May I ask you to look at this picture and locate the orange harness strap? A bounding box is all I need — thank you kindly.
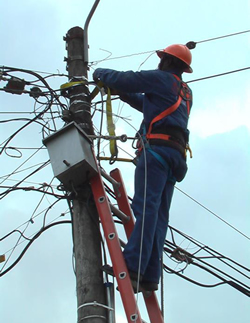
[146,95,182,139]
[146,75,190,141]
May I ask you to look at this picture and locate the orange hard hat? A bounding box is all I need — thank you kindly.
[157,44,193,73]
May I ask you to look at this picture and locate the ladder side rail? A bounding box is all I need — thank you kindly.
[110,168,135,236]
[110,168,165,323]
[90,172,143,323]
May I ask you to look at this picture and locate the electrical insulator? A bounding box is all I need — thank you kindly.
[0,254,5,263]
[4,77,25,95]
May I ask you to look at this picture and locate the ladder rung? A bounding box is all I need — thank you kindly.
[100,169,120,188]
[119,238,126,249]
[110,203,130,223]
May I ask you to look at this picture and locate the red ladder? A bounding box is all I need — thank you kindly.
[90,168,164,323]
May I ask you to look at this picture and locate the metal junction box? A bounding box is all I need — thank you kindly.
[43,122,98,190]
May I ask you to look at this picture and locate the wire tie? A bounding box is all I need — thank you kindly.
[77,301,114,311]
[78,315,107,322]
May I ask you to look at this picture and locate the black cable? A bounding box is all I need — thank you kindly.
[0,101,53,154]
[191,260,250,295]
[0,221,71,277]
[164,228,250,297]
[0,160,48,185]
[0,185,65,199]
[0,66,66,153]
[0,229,31,242]
[168,226,249,274]
[164,240,250,292]
[0,117,57,132]
[42,199,67,227]
[164,264,228,288]
[0,111,61,115]
[0,160,50,200]
[2,203,69,255]
[0,146,47,151]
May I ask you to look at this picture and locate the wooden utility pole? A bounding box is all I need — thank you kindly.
[63,21,107,323]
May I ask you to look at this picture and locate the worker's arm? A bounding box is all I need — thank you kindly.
[93,68,159,94]
[93,68,146,112]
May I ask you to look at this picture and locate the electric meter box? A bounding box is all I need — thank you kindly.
[43,122,98,190]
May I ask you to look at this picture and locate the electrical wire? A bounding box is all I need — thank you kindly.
[187,67,250,84]
[1,203,69,246]
[0,229,32,242]
[0,185,65,199]
[163,226,249,296]
[0,160,49,185]
[0,117,58,133]
[89,29,250,66]
[168,226,249,274]
[194,29,250,44]
[0,102,53,155]
[0,176,61,272]
[175,186,249,240]
[0,160,50,200]
[89,49,157,65]
[0,221,71,277]
[0,67,70,277]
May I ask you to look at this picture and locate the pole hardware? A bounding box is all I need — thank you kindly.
[88,134,128,142]
[83,0,101,65]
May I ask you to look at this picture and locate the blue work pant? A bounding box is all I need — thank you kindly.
[123,148,176,283]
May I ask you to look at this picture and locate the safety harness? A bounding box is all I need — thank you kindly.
[137,75,193,162]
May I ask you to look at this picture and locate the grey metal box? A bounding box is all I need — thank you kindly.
[43,122,98,190]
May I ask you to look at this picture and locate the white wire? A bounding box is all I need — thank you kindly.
[134,136,147,292]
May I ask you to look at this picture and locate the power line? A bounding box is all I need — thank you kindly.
[1,204,68,245]
[188,67,250,83]
[196,29,250,44]
[175,186,249,240]
[163,227,250,297]
[0,220,71,277]
[90,29,250,65]
[89,49,157,65]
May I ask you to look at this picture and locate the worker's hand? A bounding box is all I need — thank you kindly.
[93,69,120,96]
[92,71,100,84]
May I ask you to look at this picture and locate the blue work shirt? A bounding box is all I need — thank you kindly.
[93,68,192,181]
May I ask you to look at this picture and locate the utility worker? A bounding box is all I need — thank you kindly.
[93,44,193,292]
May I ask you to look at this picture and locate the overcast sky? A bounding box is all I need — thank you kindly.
[1,1,250,323]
